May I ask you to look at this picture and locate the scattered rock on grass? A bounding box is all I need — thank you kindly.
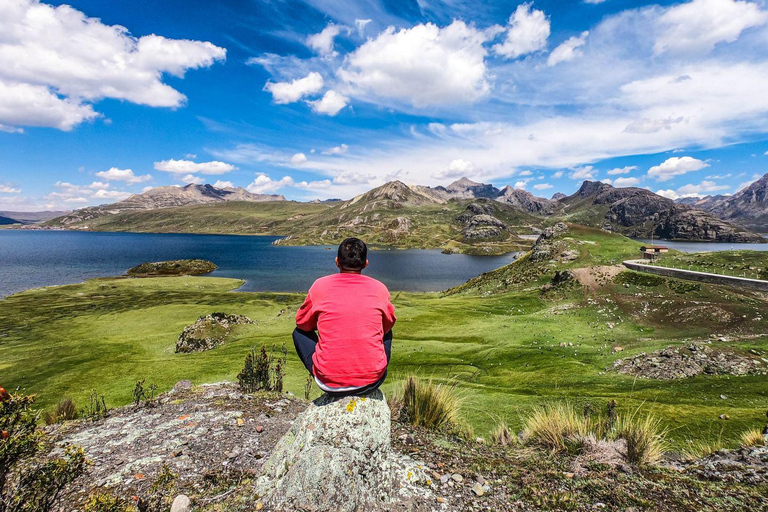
[175,312,254,353]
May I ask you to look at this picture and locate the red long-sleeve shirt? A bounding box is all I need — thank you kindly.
[296,273,396,388]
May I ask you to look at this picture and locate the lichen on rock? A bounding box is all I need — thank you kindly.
[255,390,434,511]
[175,312,254,353]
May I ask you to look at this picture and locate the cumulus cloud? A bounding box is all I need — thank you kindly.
[647,156,708,181]
[46,180,131,205]
[264,72,324,104]
[338,21,491,107]
[0,184,22,194]
[533,183,552,190]
[654,0,768,55]
[94,167,152,184]
[154,159,236,175]
[493,3,550,59]
[306,24,349,57]
[552,171,564,179]
[432,158,480,179]
[333,171,375,185]
[547,31,589,66]
[323,144,349,155]
[291,153,308,164]
[607,166,637,175]
[308,90,349,116]
[179,174,204,185]
[355,19,372,37]
[246,174,294,194]
[656,180,730,199]
[0,0,225,131]
[514,180,528,189]
[213,180,234,189]
[612,176,640,187]
[569,166,597,180]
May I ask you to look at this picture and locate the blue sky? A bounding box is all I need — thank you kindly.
[1,0,767,210]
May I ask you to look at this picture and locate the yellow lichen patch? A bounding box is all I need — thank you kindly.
[361,397,366,402]
[346,399,357,413]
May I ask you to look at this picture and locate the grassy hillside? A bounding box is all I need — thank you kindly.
[3,228,767,451]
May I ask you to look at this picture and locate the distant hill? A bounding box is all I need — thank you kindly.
[683,173,768,233]
[0,215,18,225]
[559,181,764,243]
[0,210,68,225]
[50,184,285,226]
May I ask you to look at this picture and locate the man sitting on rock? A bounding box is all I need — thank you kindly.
[293,237,396,396]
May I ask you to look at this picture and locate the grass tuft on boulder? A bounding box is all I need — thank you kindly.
[390,375,471,438]
[126,259,216,277]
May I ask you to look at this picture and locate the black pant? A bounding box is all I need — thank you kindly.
[293,327,392,396]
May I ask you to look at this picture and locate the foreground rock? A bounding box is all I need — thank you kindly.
[612,343,768,379]
[255,390,433,511]
[127,259,217,277]
[176,312,254,353]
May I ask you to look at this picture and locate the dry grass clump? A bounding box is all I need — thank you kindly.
[523,402,591,453]
[43,397,79,425]
[390,375,471,438]
[739,428,766,448]
[490,421,515,446]
[612,412,667,466]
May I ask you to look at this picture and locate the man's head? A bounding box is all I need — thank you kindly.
[336,237,368,273]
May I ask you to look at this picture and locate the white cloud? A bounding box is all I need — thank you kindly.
[0,184,22,194]
[656,179,730,199]
[94,167,151,184]
[514,180,528,189]
[0,0,225,131]
[46,180,131,205]
[213,180,234,189]
[338,21,491,107]
[547,31,589,66]
[432,158,480,179]
[333,172,374,185]
[607,166,637,175]
[180,174,205,185]
[612,176,640,187]
[624,116,686,134]
[584,0,609,4]
[323,144,349,155]
[264,72,324,104]
[493,3,550,59]
[246,174,294,194]
[295,179,333,190]
[654,0,768,55]
[533,183,552,190]
[552,171,564,179]
[519,170,533,176]
[154,159,236,175]
[291,153,308,164]
[355,19,372,38]
[647,156,708,181]
[308,90,349,116]
[306,24,348,57]
[569,166,597,180]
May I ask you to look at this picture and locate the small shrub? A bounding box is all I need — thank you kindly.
[44,398,79,425]
[523,402,591,454]
[392,375,464,432]
[1,386,89,512]
[490,421,515,446]
[304,374,313,400]
[84,490,136,512]
[82,390,108,421]
[613,412,667,465]
[237,344,286,393]
[132,379,158,407]
[739,428,766,448]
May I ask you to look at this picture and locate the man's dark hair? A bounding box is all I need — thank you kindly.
[337,238,367,270]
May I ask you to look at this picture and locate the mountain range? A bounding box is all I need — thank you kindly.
[0,210,68,225]
[41,174,768,250]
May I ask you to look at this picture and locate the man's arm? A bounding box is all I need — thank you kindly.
[382,293,396,334]
[295,290,319,332]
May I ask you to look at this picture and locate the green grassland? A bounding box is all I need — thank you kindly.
[653,250,768,280]
[2,227,768,452]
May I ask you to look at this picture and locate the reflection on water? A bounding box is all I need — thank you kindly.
[0,231,522,297]
[633,237,768,253]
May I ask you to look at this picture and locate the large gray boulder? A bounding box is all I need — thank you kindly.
[254,390,433,511]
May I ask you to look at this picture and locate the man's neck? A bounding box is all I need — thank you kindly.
[338,269,362,275]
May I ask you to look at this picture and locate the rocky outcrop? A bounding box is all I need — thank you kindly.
[255,390,432,511]
[699,172,768,233]
[175,313,254,353]
[456,203,509,241]
[530,222,569,262]
[127,259,217,277]
[612,343,768,379]
[496,186,556,214]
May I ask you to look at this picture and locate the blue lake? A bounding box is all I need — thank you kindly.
[634,237,768,253]
[0,231,521,297]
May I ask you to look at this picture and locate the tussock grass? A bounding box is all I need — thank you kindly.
[740,428,766,448]
[523,402,591,453]
[490,421,515,446]
[43,397,79,425]
[390,375,470,437]
[613,411,667,466]
[681,438,725,460]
